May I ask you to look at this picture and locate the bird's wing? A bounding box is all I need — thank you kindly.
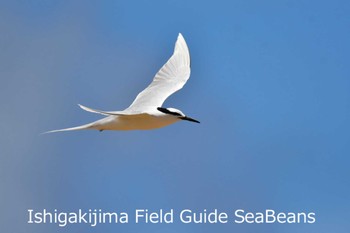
[78,104,132,116]
[126,33,191,112]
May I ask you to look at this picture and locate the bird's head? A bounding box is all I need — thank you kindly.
[157,107,200,123]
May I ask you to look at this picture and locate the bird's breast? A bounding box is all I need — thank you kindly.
[91,114,180,131]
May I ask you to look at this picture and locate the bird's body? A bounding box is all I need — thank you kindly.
[97,113,180,131]
[57,112,180,132]
[46,33,199,133]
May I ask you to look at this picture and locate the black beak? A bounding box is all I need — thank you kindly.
[180,116,200,123]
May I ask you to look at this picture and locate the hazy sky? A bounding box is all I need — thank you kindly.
[1,1,349,232]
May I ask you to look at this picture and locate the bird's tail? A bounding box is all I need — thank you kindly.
[42,122,95,134]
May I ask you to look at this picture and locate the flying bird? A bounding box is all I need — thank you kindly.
[46,33,199,133]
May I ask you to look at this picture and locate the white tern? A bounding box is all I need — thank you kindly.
[46,33,199,133]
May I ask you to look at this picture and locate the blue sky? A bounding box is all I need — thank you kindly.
[1,0,349,232]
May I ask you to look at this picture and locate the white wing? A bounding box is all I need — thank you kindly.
[126,33,191,112]
[78,104,129,116]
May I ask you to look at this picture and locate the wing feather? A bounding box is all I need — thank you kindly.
[78,104,129,116]
[126,33,190,112]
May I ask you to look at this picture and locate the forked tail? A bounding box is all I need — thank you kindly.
[42,123,94,134]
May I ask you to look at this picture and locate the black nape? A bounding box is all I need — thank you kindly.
[157,107,182,116]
